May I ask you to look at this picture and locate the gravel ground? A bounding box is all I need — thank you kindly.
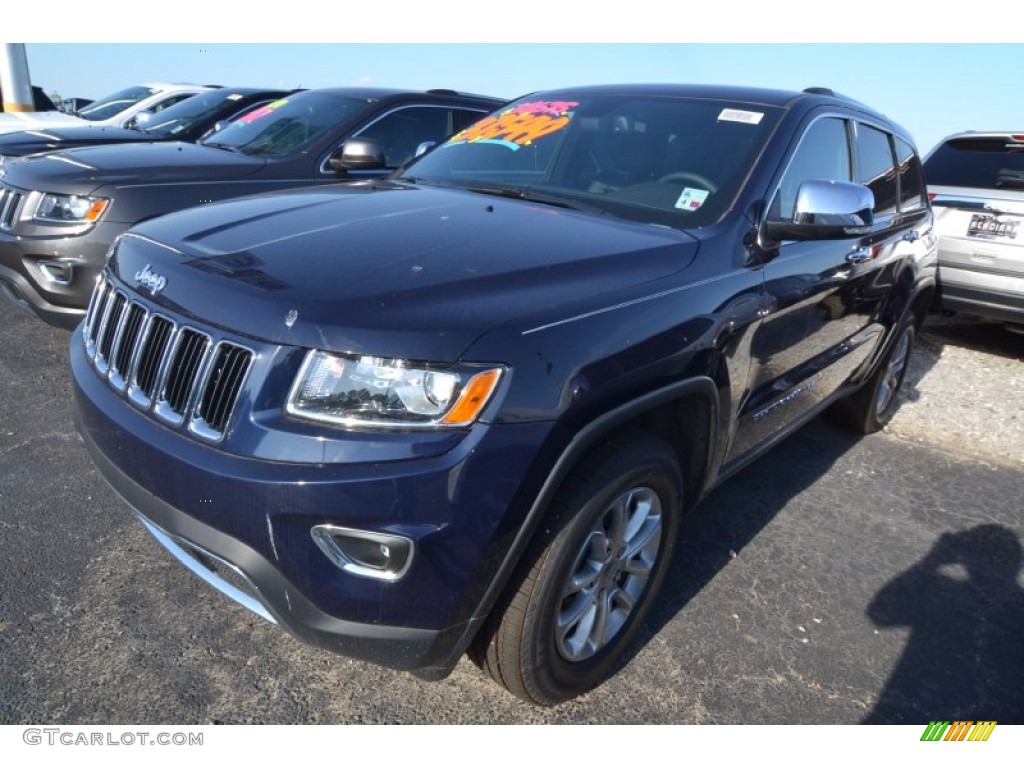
[888,315,1023,469]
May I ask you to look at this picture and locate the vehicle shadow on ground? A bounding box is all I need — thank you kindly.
[631,417,862,660]
[920,314,1024,361]
[862,525,1024,724]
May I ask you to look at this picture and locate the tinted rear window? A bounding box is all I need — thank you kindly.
[924,137,1024,190]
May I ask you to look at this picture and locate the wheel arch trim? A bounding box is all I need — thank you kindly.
[425,375,720,676]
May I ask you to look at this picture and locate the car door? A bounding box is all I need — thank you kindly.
[728,114,902,460]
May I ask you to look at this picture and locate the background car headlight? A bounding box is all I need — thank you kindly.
[286,351,503,429]
[34,193,109,223]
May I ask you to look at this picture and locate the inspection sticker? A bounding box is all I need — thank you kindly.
[675,187,710,211]
[718,108,764,125]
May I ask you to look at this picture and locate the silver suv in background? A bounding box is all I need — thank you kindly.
[924,132,1024,327]
[0,83,216,134]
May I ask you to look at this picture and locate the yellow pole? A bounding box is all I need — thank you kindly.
[0,43,36,112]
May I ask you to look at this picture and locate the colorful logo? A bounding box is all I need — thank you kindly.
[447,100,579,151]
[920,721,997,742]
[236,99,288,125]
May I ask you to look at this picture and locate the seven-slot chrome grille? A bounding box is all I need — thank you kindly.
[0,185,23,230]
[83,274,254,441]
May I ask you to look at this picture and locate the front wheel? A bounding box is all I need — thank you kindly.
[473,434,683,706]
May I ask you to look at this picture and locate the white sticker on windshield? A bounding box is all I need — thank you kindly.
[718,108,764,125]
[675,187,710,211]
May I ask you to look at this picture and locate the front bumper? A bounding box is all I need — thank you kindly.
[0,221,126,328]
[75,416,445,672]
[71,332,555,677]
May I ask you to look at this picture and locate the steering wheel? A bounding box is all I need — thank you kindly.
[657,172,718,193]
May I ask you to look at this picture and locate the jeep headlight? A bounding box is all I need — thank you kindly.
[34,193,109,223]
[286,351,503,429]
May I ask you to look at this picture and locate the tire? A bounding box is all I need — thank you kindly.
[830,319,915,434]
[474,434,683,706]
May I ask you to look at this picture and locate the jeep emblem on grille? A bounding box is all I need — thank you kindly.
[134,264,167,295]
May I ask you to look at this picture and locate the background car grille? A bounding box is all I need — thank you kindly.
[83,275,253,441]
[0,186,23,230]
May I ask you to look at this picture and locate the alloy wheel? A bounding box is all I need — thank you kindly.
[555,486,663,662]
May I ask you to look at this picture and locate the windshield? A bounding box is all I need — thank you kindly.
[143,91,255,138]
[199,92,365,157]
[77,86,158,122]
[403,93,782,228]
[925,136,1024,190]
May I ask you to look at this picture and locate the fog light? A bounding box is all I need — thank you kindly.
[310,525,414,581]
[37,259,74,286]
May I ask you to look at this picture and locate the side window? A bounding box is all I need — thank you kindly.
[452,108,487,133]
[355,106,452,168]
[150,93,196,114]
[857,124,899,219]
[894,136,926,212]
[770,117,851,221]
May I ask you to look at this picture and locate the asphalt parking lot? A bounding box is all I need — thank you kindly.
[1,300,1021,724]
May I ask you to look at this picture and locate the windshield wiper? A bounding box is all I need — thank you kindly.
[464,185,604,215]
[393,175,458,188]
[202,141,242,154]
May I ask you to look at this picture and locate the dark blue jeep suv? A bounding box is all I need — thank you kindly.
[71,85,937,705]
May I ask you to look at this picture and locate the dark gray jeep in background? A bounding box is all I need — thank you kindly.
[0,87,502,328]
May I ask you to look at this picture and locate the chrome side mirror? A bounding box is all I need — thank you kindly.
[328,137,387,174]
[765,180,874,243]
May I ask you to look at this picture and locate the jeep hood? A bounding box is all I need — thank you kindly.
[0,125,155,157]
[1,141,265,194]
[111,182,700,361]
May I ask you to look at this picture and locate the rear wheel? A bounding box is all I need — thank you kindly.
[474,434,683,706]
[831,319,915,434]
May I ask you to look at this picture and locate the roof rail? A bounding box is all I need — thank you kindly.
[424,88,506,103]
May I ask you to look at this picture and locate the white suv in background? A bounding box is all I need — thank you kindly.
[0,83,216,135]
[924,132,1024,328]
